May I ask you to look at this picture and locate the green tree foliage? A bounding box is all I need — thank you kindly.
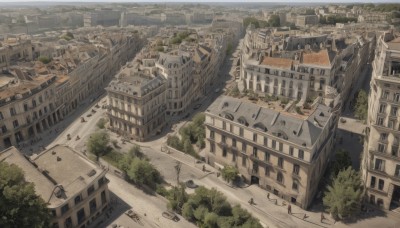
[180,113,205,149]
[323,167,363,220]
[371,4,400,12]
[126,157,161,190]
[243,17,269,28]
[183,139,196,156]
[320,15,357,25]
[96,118,107,129]
[167,135,183,151]
[87,131,110,161]
[38,56,52,64]
[354,90,368,121]
[0,162,50,228]
[167,184,189,214]
[171,186,262,228]
[268,15,280,27]
[230,85,240,97]
[332,149,352,176]
[221,165,239,184]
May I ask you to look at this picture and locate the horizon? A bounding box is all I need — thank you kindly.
[0,0,398,3]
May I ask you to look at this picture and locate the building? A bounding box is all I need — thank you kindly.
[0,35,33,69]
[295,15,319,27]
[83,9,121,27]
[0,145,110,228]
[362,31,400,210]
[106,60,167,141]
[156,52,194,115]
[0,72,62,149]
[204,96,336,209]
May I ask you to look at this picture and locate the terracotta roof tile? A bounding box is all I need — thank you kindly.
[261,57,293,69]
[302,50,331,67]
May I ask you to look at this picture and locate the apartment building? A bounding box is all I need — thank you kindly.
[106,60,167,141]
[0,145,110,228]
[0,72,62,150]
[362,31,400,210]
[156,52,194,115]
[205,96,336,209]
[0,35,33,69]
[295,15,319,27]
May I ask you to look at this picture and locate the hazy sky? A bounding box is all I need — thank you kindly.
[0,0,395,2]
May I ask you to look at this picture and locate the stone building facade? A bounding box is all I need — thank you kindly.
[362,31,400,210]
[0,145,110,228]
[205,96,336,209]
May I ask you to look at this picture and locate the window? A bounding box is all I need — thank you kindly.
[229,124,233,132]
[370,176,376,188]
[222,148,227,157]
[98,177,106,187]
[101,190,107,205]
[87,185,95,196]
[13,120,19,128]
[293,164,300,175]
[232,138,237,148]
[253,133,257,142]
[32,99,37,107]
[264,137,268,146]
[222,121,226,130]
[395,165,400,177]
[279,143,283,151]
[377,117,384,126]
[61,204,69,215]
[272,140,276,149]
[89,198,97,214]
[370,194,375,204]
[239,128,244,136]
[252,163,259,174]
[77,208,85,225]
[10,107,16,116]
[382,90,389,99]
[74,195,82,205]
[221,135,226,144]
[289,147,294,156]
[51,210,57,217]
[378,179,384,190]
[278,157,283,168]
[374,159,385,171]
[395,93,400,102]
[242,156,246,167]
[299,150,304,160]
[378,144,385,153]
[392,145,399,156]
[39,95,43,103]
[277,172,283,184]
[265,152,270,162]
[377,198,384,207]
[391,107,398,116]
[210,143,215,153]
[0,112,3,120]
[242,143,246,152]
[292,181,298,191]
[265,167,270,176]
[379,104,386,113]
[210,131,215,139]
[64,217,72,228]
[232,152,236,162]
[252,147,258,157]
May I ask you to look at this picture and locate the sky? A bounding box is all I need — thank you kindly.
[0,0,396,2]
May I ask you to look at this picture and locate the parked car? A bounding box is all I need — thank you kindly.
[185,180,198,189]
[193,104,202,110]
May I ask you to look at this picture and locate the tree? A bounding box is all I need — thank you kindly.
[323,167,363,220]
[354,90,368,121]
[167,135,183,151]
[221,166,239,184]
[204,212,219,228]
[174,161,182,184]
[332,149,352,176]
[231,85,240,97]
[38,56,51,64]
[183,139,196,155]
[268,15,280,27]
[0,162,50,228]
[87,132,110,161]
[126,157,161,189]
[96,118,107,129]
[167,184,188,213]
[128,145,145,159]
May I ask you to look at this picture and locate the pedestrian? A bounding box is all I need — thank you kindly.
[321,212,325,223]
[303,214,307,220]
[287,204,292,214]
[267,193,270,199]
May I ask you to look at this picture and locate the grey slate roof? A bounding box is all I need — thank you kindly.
[207,96,332,148]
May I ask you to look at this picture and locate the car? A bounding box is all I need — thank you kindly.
[340,118,347,123]
[185,180,198,189]
[193,104,202,110]
[215,88,220,93]
[162,211,180,222]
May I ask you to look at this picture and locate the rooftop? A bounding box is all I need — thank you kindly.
[302,49,332,67]
[207,96,332,148]
[0,145,106,208]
